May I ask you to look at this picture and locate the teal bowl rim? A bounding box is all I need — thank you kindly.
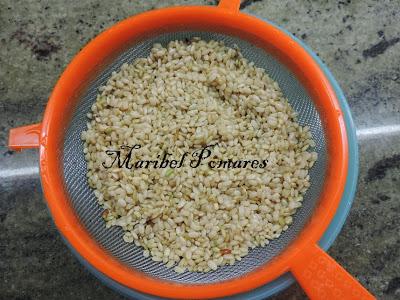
[60,17,359,300]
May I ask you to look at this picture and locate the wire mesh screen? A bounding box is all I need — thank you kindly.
[63,31,327,284]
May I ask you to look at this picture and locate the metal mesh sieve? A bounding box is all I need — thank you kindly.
[63,31,327,285]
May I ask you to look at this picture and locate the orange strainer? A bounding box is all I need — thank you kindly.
[8,1,375,299]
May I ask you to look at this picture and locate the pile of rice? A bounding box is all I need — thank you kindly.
[82,38,317,273]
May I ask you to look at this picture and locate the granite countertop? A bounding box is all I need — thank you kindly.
[1,0,399,299]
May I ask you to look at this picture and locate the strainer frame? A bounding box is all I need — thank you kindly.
[11,2,349,299]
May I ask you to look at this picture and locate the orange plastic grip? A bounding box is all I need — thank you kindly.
[218,0,240,12]
[8,123,41,151]
[291,244,375,300]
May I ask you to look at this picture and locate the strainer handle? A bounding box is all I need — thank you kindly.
[8,123,41,151]
[218,0,240,12]
[291,243,375,300]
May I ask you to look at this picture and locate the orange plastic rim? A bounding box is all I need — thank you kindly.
[39,4,348,299]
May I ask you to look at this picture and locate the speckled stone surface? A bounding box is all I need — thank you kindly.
[1,0,399,299]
